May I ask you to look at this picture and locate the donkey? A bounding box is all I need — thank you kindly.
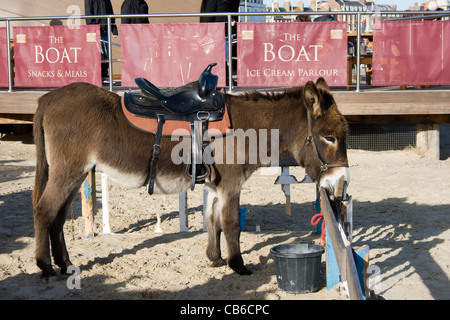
[32,77,349,278]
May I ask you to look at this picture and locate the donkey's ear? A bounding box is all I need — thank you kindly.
[303,81,322,118]
[316,77,330,93]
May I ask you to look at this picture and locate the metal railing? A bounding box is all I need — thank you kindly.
[1,10,449,93]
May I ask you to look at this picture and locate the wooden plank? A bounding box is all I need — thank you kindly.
[345,114,450,125]
[0,113,34,124]
[334,91,450,116]
[344,244,365,300]
[354,246,370,299]
[0,92,46,114]
[320,188,364,300]
[1,90,450,124]
[81,170,96,239]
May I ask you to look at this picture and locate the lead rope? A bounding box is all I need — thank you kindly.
[311,210,325,246]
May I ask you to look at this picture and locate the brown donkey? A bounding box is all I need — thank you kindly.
[32,78,349,278]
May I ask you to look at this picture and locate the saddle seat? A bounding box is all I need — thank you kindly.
[122,63,230,195]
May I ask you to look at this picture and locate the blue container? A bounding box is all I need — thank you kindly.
[239,208,248,232]
[207,208,248,232]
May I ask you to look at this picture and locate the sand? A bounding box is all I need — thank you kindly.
[0,127,449,300]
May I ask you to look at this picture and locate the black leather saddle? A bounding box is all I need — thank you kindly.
[124,63,225,123]
[123,63,226,194]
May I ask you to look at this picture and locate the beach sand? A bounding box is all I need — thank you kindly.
[0,127,449,300]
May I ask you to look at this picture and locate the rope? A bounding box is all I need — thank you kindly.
[311,211,325,246]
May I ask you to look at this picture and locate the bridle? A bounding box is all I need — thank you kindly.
[300,110,349,193]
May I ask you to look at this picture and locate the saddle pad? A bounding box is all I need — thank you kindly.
[121,95,231,137]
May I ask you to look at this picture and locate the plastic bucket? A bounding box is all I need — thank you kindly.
[270,243,324,294]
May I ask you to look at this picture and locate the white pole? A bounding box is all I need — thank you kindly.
[245,0,248,22]
[179,192,188,232]
[101,173,111,234]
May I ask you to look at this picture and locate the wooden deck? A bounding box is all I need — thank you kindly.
[333,90,450,124]
[2,88,449,123]
[1,87,450,159]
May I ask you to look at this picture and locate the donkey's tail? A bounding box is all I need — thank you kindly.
[32,95,49,210]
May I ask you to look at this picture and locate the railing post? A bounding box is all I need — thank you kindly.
[356,13,361,92]
[107,17,113,91]
[6,19,12,92]
[227,14,233,93]
[244,0,248,23]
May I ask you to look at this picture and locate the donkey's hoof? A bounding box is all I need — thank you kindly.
[228,256,253,275]
[59,262,74,276]
[40,269,58,282]
[211,258,226,268]
[237,266,253,276]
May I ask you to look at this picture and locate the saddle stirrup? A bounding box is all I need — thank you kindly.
[190,120,202,190]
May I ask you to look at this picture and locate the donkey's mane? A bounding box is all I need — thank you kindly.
[239,86,304,103]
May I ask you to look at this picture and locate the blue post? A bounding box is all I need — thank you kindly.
[326,229,341,290]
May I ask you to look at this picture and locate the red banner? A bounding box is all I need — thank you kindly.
[0,28,8,87]
[237,22,348,87]
[13,25,101,87]
[121,23,226,88]
[373,20,450,86]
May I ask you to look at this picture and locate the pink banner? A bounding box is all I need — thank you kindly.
[13,25,101,87]
[0,28,8,87]
[121,23,226,88]
[373,20,450,86]
[237,22,348,87]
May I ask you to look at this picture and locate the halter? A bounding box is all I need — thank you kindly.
[300,110,349,194]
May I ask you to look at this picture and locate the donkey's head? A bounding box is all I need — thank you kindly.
[299,78,350,198]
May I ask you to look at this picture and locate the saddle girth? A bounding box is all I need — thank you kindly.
[147,114,165,195]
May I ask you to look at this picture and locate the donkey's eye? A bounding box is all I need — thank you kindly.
[323,136,336,144]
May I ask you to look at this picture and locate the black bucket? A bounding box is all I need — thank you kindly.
[270,243,324,294]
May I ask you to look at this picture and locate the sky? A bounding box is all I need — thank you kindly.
[262,0,417,11]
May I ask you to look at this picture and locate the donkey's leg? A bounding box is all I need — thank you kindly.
[34,176,82,278]
[204,188,226,267]
[219,190,252,275]
[34,195,64,278]
[34,205,57,278]
[49,210,72,275]
[49,187,79,275]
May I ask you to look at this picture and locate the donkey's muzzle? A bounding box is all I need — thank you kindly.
[319,165,350,200]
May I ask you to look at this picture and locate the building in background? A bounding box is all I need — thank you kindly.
[298,1,394,32]
[266,1,307,22]
[436,0,449,10]
[409,0,449,10]
[239,0,268,22]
